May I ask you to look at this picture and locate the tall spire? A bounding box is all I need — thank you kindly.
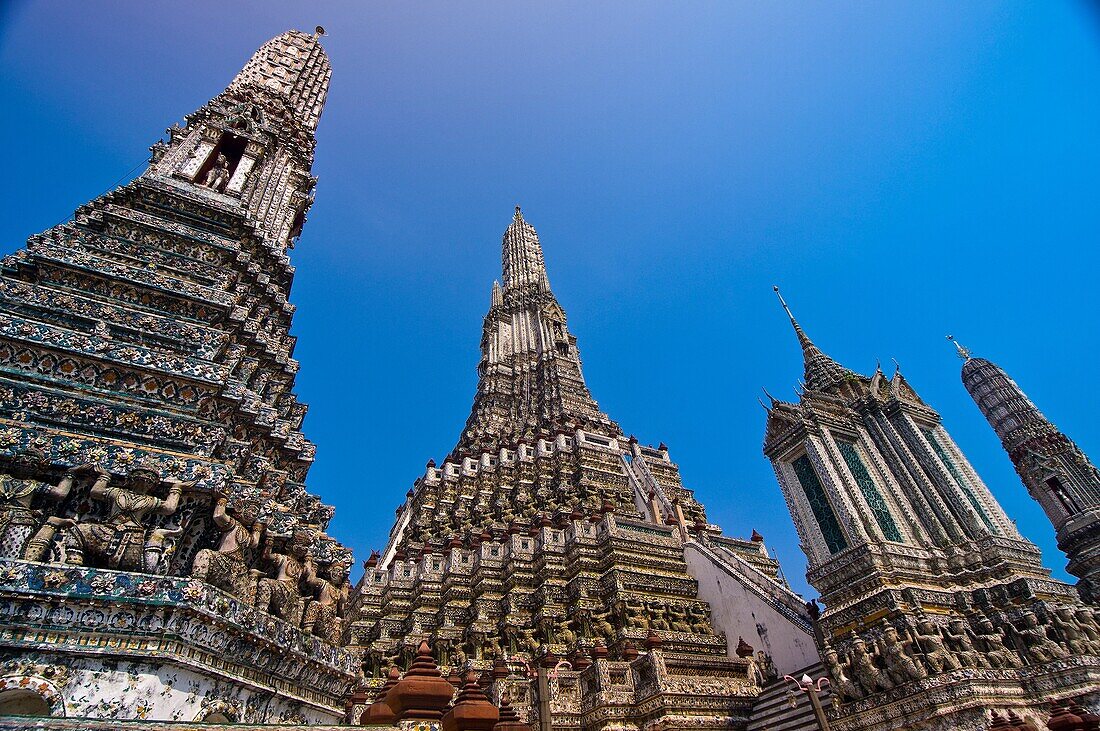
[144,29,330,249]
[959,349,1100,601]
[773,286,850,392]
[451,208,615,454]
[502,206,550,292]
[0,28,354,722]
[225,29,332,131]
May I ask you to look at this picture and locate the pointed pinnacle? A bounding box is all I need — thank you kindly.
[773,285,797,329]
[773,286,850,391]
[773,285,814,350]
[946,335,971,361]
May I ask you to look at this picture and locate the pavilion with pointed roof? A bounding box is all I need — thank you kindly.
[760,292,1099,730]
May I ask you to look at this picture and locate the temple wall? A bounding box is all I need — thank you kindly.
[0,655,341,725]
[683,542,818,675]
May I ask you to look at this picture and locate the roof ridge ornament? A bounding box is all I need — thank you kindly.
[946,335,971,361]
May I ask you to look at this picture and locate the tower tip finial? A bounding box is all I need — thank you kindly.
[773,285,791,317]
[946,335,971,361]
[514,205,522,218]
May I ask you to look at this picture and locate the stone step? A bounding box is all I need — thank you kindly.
[747,663,830,731]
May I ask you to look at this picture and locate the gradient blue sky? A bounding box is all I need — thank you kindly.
[2,2,1098,598]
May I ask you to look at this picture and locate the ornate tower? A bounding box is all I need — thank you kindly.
[0,30,357,724]
[348,209,819,731]
[762,290,1099,731]
[954,340,1100,604]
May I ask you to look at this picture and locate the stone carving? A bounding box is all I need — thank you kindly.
[615,598,650,631]
[62,465,189,572]
[755,650,778,683]
[943,618,984,669]
[301,558,350,644]
[848,634,893,695]
[878,625,926,683]
[688,604,712,634]
[481,634,503,661]
[190,491,264,600]
[588,607,615,639]
[1051,605,1097,655]
[910,616,960,674]
[822,644,862,700]
[254,529,313,624]
[201,153,231,192]
[1011,609,1068,665]
[667,604,693,633]
[1073,608,1100,651]
[971,613,1023,669]
[0,451,82,559]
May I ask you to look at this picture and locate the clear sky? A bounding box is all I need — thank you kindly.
[2,2,1098,599]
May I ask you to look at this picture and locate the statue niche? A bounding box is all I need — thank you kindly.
[253,529,313,625]
[195,131,248,193]
[301,557,351,644]
[190,491,264,601]
[62,464,190,572]
[0,450,84,560]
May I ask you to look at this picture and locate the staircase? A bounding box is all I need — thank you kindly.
[747,663,831,731]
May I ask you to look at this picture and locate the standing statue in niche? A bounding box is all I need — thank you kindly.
[1073,608,1100,653]
[1011,609,1067,664]
[301,558,350,644]
[191,492,264,601]
[848,634,893,695]
[944,617,986,669]
[63,465,188,572]
[201,153,231,192]
[520,628,541,655]
[254,529,312,624]
[971,613,1023,669]
[877,625,926,683]
[755,650,778,683]
[821,645,861,701]
[910,616,960,673]
[1,452,89,559]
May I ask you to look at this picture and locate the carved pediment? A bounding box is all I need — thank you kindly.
[889,372,926,407]
[764,404,803,451]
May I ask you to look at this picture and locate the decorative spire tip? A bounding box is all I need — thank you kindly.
[946,335,971,361]
[773,285,796,325]
[313,26,327,39]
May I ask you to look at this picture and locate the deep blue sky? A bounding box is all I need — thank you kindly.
[2,2,1098,598]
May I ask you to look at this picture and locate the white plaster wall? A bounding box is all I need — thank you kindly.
[683,543,820,676]
[40,657,341,724]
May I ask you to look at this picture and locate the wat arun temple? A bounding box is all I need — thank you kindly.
[0,29,1098,731]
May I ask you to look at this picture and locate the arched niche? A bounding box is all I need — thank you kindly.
[0,688,53,717]
[194,699,239,724]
